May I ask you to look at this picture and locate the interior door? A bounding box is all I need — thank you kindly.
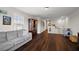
[28,18,38,38]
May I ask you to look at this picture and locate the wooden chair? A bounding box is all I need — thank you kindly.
[69,36,78,43]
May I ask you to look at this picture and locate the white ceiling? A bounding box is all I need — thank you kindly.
[16,7,79,19]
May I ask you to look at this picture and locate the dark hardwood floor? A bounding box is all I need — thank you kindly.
[16,30,78,51]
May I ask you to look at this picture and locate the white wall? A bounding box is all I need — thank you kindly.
[69,9,79,36]
[0,7,30,33]
[37,16,69,34]
[37,18,47,34]
[47,17,69,34]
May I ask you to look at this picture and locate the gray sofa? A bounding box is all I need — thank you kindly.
[0,30,32,51]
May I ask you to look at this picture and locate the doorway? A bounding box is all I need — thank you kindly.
[28,18,38,38]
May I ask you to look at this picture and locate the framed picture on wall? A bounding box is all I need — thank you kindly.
[3,16,11,25]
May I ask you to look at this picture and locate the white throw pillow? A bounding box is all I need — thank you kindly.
[0,32,7,42]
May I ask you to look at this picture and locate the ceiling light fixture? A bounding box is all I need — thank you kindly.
[45,7,49,10]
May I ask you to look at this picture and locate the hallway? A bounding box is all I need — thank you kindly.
[16,30,77,51]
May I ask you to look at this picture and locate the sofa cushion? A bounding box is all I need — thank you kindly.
[0,41,14,51]
[11,37,25,45]
[7,31,17,40]
[17,30,23,37]
[23,33,32,41]
[0,32,7,42]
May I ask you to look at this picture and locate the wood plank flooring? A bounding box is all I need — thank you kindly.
[16,30,78,51]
